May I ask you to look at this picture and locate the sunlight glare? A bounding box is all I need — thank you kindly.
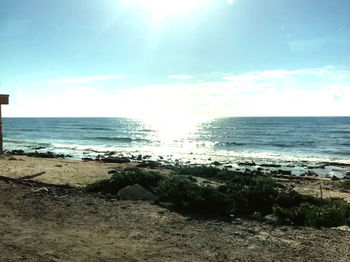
[142,117,204,144]
[124,0,210,21]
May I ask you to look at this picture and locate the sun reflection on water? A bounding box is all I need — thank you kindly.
[139,117,210,149]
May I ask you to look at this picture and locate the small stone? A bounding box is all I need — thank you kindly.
[333,225,350,231]
[31,187,49,193]
[264,214,278,223]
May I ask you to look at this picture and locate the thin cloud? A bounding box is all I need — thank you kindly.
[53,75,123,85]
[6,67,350,117]
[169,74,195,80]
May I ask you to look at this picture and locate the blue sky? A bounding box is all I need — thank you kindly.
[0,0,349,117]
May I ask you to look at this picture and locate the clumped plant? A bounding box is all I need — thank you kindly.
[156,175,230,215]
[85,168,163,194]
[86,167,350,228]
[338,180,350,191]
[274,198,350,228]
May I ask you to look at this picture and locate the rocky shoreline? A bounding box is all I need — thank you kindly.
[6,149,350,180]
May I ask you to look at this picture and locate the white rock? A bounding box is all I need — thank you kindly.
[264,214,278,223]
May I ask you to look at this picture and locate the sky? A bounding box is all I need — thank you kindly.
[0,0,350,117]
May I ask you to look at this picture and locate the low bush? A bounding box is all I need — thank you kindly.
[156,175,230,215]
[338,180,350,191]
[85,168,164,194]
[274,198,350,227]
[85,167,350,228]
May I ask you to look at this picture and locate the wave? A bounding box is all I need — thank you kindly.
[50,143,111,153]
[4,139,52,147]
[330,130,350,134]
[76,127,112,131]
[271,141,315,148]
[89,136,151,143]
[215,141,246,146]
[321,150,350,157]
[4,139,30,144]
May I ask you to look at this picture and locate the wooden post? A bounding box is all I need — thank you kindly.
[0,94,9,154]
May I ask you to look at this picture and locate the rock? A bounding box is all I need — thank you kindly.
[25,151,66,159]
[250,211,263,221]
[332,225,350,231]
[137,155,142,161]
[260,163,281,168]
[82,157,93,162]
[8,150,25,155]
[137,161,159,169]
[212,161,221,166]
[101,157,131,163]
[117,184,157,201]
[106,151,115,156]
[143,155,151,159]
[307,171,318,177]
[264,214,278,224]
[278,170,292,175]
[238,161,256,166]
[331,175,340,181]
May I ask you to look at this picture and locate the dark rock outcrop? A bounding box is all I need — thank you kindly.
[117,184,157,201]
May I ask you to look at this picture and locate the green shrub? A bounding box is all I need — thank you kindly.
[303,201,350,227]
[85,168,164,194]
[274,198,350,227]
[156,175,230,215]
[338,180,350,191]
[85,166,350,228]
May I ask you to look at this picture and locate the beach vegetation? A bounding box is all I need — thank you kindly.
[86,167,350,228]
[85,168,163,194]
[337,180,350,191]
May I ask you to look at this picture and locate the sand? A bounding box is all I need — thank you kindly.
[0,154,138,187]
[1,154,350,261]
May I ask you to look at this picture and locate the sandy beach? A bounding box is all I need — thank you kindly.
[0,154,350,261]
[0,154,138,187]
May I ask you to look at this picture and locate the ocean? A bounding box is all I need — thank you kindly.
[2,117,350,178]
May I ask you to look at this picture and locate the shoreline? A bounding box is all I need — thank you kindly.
[1,152,350,203]
[4,147,350,180]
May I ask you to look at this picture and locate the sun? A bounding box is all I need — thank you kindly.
[124,0,210,21]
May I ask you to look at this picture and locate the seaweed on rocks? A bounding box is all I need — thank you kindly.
[7,150,70,159]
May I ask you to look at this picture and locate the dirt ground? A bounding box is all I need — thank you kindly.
[1,155,350,261]
[0,178,350,262]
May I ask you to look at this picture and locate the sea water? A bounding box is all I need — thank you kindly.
[2,117,350,177]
